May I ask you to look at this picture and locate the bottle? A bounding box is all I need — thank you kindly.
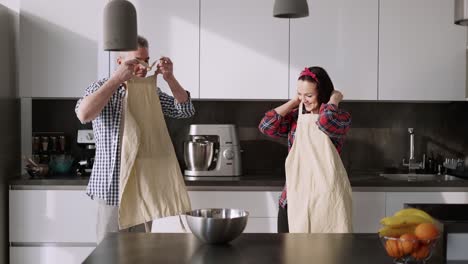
[59,136,66,153]
[32,137,40,154]
[41,137,49,153]
[50,136,57,153]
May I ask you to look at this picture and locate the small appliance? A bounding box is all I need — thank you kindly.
[76,129,95,176]
[184,124,242,178]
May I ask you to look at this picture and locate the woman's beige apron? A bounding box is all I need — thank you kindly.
[285,104,352,233]
[118,75,191,229]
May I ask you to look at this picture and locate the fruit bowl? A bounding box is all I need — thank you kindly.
[380,235,440,264]
[378,208,442,264]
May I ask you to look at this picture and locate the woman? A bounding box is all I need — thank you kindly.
[259,66,352,233]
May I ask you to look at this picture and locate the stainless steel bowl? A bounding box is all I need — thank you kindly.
[184,141,214,171]
[186,208,249,244]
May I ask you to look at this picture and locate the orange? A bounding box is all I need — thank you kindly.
[411,244,430,260]
[414,223,439,241]
[399,233,420,254]
[385,239,403,258]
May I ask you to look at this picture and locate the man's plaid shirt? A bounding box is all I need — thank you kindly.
[75,78,195,206]
[258,103,351,208]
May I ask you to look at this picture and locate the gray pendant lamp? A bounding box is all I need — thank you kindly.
[103,0,138,51]
[455,0,468,26]
[273,0,309,18]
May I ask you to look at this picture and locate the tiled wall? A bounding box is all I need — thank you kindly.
[32,100,468,177]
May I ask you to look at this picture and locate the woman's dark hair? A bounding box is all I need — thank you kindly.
[298,66,334,105]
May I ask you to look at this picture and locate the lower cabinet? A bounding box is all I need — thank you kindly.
[153,191,281,233]
[152,191,388,234]
[9,190,97,243]
[10,188,467,263]
[385,192,468,216]
[152,215,277,233]
[352,192,386,233]
[10,246,95,264]
[9,189,97,264]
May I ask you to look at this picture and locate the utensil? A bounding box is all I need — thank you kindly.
[185,208,249,244]
[27,158,39,167]
[184,141,215,171]
[25,164,49,178]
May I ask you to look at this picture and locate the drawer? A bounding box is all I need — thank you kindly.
[9,190,97,243]
[10,246,95,264]
[188,191,281,218]
[152,216,277,233]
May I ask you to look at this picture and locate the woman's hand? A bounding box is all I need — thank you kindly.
[329,90,343,106]
[274,95,301,117]
[289,95,301,109]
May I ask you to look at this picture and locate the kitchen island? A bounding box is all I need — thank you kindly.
[83,233,403,264]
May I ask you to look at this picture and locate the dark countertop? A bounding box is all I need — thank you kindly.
[10,173,468,192]
[84,233,403,264]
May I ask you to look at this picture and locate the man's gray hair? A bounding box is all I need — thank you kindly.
[137,35,148,48]
[117,35,149,58]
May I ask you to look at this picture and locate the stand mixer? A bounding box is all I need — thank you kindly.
[184,124,242,179]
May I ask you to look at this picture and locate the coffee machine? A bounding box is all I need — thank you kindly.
[76,129,95,176]
[184,124,242,178]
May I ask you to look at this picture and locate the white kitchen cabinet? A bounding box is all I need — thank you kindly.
[19,0,109,98]
[379,0,466,101]
[152,215,277,233]
[153,191,281,233]
[188,191,280,217]
[200,0,289,99]
[290,0,378,100]
[385,192,468,216]
[10,246,94,264]
[9,190,98,243]
[121,0,200,98]
[352,192,386,233]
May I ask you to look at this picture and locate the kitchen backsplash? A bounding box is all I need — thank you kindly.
[32,100,468,177]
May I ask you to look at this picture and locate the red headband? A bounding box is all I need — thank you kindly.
[299,67,319,83]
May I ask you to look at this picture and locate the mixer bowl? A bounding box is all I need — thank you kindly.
[186,208,249,244]
[184,141,214,170]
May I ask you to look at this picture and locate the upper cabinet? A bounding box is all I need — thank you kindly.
[17,0,467,101]
[379,0,467,101]
[126,0,200,98]
[199,0,289,99]
[290,0,379,100]
[19,0,108,98]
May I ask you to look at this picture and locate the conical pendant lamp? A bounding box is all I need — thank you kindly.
[455,0,468,26]
[273,0,309,18]
[103,0,138,51]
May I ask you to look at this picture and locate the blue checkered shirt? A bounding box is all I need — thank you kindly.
[75,78,195,206]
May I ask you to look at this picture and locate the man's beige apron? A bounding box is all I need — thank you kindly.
[118,75,191,229]
[285,104,352,233]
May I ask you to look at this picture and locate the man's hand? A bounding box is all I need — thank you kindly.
[156,56,174,81]
[111,59,139,84]
[329,90,344,106]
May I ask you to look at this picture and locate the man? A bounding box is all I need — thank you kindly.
[75,36,195,243]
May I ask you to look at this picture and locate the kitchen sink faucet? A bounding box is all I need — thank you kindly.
[402,128,425,173]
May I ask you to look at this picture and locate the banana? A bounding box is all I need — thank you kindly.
[378,225,417,237]
[394,208,434,223]
[380,215,431,228]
